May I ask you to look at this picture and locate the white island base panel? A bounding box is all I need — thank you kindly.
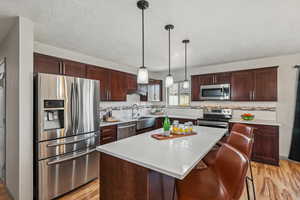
[97,126,226,180]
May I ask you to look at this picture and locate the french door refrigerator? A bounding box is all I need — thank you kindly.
[34,73,100,200]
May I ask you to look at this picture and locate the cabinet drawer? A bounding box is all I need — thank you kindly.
[100,125,117,145]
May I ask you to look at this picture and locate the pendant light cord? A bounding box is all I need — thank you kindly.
[185,42,187,80]
[168,29,171,75]
[142,8,145,67]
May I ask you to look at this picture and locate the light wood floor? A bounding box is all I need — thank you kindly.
[0,160,299,200]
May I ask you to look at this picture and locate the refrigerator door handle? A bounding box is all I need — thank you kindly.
[75,81,79,132]
[70,83,74,131]
[46,135,98,147]
[47,149,96,165]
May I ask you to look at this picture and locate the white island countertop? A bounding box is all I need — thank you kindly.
[97,126,226,180]
[229,118,280,126]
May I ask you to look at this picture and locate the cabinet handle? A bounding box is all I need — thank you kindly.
[249,91,252,100]
[59,62,63,74]
[102,136,113,141]
[63,63,66,75]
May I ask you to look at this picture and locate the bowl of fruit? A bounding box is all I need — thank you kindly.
[241,113,255,121]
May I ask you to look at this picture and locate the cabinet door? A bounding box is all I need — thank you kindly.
[155,118,164,129]
[198,74,214,85]
[86,65,110,101]
[34,53,61,74]
[253,67,278,101]
[251,125,279,166]
[126,74,137,91]
[231,70,254,101]
[191,76,200,101]
[110,71,127,101]
[214,72,231,84]
[62,60,86,78]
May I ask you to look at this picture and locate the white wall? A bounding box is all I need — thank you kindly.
[152,53,300,158]
[0,16,34,200]
[18,17,34,200]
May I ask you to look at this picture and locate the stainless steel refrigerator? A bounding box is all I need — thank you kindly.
[34,73,100,200]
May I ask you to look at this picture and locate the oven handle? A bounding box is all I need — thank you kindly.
[47,149,96,165]
[46,135,98,147]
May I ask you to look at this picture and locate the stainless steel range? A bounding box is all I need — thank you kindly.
[197,108,232,129]
[34,73,100,200]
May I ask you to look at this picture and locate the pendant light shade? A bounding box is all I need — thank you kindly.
[165,24,174,88]
[137,66,149,84]
[165,74,174,88]
[137,0,149,84]
[182,39,190,89]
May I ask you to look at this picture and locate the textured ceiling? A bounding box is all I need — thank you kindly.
[0,0,300,71]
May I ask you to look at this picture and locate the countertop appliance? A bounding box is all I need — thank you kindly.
[200,84,230,100]
[117,122,136,140]
[34,73,100,200]
[197,108,232,129]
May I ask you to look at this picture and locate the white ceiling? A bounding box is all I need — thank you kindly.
[0,0,300,71]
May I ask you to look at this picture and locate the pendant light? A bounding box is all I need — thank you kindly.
[165,24,174,88]
[137,0,149,84]
[182,39,190,89]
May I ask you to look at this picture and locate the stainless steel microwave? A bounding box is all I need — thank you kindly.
[200,84,231,100]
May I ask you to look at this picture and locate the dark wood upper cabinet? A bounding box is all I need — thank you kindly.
[253,67,278,101]
[86,65,110,101]
[62,60,86,78]
[34,53,87,78]
[110,71,127,101]
[34,53,61,75]
[126,74,138,91]
[198,74,214,85]
[231,70,254,101]
[213,72,231,84]
[191,75,200,101]
[231,67,278,101]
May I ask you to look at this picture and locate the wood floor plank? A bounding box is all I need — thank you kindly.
[0,160,299,200]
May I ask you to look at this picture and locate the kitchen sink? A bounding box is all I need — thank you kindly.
[136,117,156,131]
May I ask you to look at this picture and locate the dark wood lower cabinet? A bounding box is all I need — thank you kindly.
[100,153,175,200]
[229,122,279,166]
[155,117,164,129]
[100,125,117,145]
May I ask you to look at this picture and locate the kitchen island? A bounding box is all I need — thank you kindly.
[97,126,227,200]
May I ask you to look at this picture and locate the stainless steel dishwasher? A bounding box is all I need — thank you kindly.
[117,122,136,140]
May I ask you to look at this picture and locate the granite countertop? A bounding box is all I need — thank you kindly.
[97,126,226,179]
[229,118,280,126]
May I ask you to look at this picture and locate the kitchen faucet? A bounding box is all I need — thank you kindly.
[132,104,140,119]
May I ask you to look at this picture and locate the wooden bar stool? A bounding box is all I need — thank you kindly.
[176,144,249,200]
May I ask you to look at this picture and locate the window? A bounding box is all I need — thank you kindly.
[167,81,190,106]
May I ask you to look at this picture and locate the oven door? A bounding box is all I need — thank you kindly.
[38,148,98,200]
[200,84,230,100]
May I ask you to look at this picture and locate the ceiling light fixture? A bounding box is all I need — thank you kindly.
[182,39,190,89]
[165,24,174,88]
[137,0,149,84]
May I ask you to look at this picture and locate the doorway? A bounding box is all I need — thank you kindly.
[0,58,6,183]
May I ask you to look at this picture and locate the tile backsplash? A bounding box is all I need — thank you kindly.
[100,94,277,121]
